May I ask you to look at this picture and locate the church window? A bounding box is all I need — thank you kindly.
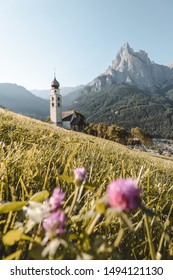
[52,97,54,101]
[52,102,54,107]
[58,97,60,101]
[58,103,60,107]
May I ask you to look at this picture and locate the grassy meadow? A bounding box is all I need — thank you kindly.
[0,108,173,260]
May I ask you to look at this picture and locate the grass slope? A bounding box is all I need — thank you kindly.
[0,108,173,260]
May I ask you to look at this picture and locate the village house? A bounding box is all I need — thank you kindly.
[50,76,85,131]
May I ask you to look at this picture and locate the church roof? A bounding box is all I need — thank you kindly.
[51,77,60,89]
[62,110,74,120]
[62,110,85,122]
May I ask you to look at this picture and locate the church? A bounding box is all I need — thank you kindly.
[50,76,85,131]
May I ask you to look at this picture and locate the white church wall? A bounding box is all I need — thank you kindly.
[50,99,57,124]
[62,121,71,129]
[50,81,62,126]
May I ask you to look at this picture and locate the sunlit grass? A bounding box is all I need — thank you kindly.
[0,108,173,260]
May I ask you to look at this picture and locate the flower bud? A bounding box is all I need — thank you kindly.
[74,167,86,186]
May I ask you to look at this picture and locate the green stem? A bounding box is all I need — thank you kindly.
[157,202,173,257]
[77,184,84,202]
[157,232,165,256]
[147,171,150,203]
[68,186,79,217]
[86,213,101,235]
[144,213,156,260]
[3,211,12,234]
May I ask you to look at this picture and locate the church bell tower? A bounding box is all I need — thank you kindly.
[50,74,62,126]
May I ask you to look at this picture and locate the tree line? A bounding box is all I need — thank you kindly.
[84,123,151,146]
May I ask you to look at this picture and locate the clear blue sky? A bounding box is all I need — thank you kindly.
[0,0,172,89]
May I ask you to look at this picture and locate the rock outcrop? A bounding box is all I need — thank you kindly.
[89,42,173,92]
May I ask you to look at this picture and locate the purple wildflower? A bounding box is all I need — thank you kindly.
[107,178,141,212]
[42,210,66,242]
[49,188,65,211]
[74,167,86,185]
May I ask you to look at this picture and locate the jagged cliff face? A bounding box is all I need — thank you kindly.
[90,42,173,92]
[68,43,173,137]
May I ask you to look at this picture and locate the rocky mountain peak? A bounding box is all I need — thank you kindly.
[110,42,150,71]
[120,42,132,53]
[91,43,173,92]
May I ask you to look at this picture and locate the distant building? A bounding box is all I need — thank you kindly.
[50,76,85,131]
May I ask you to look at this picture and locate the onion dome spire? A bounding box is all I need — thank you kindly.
[51,69,60,89]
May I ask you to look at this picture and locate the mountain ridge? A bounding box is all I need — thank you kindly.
[87,42,173,93]
[66,43,173,138]
[0,83,49,119]
[1,43,173,137]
